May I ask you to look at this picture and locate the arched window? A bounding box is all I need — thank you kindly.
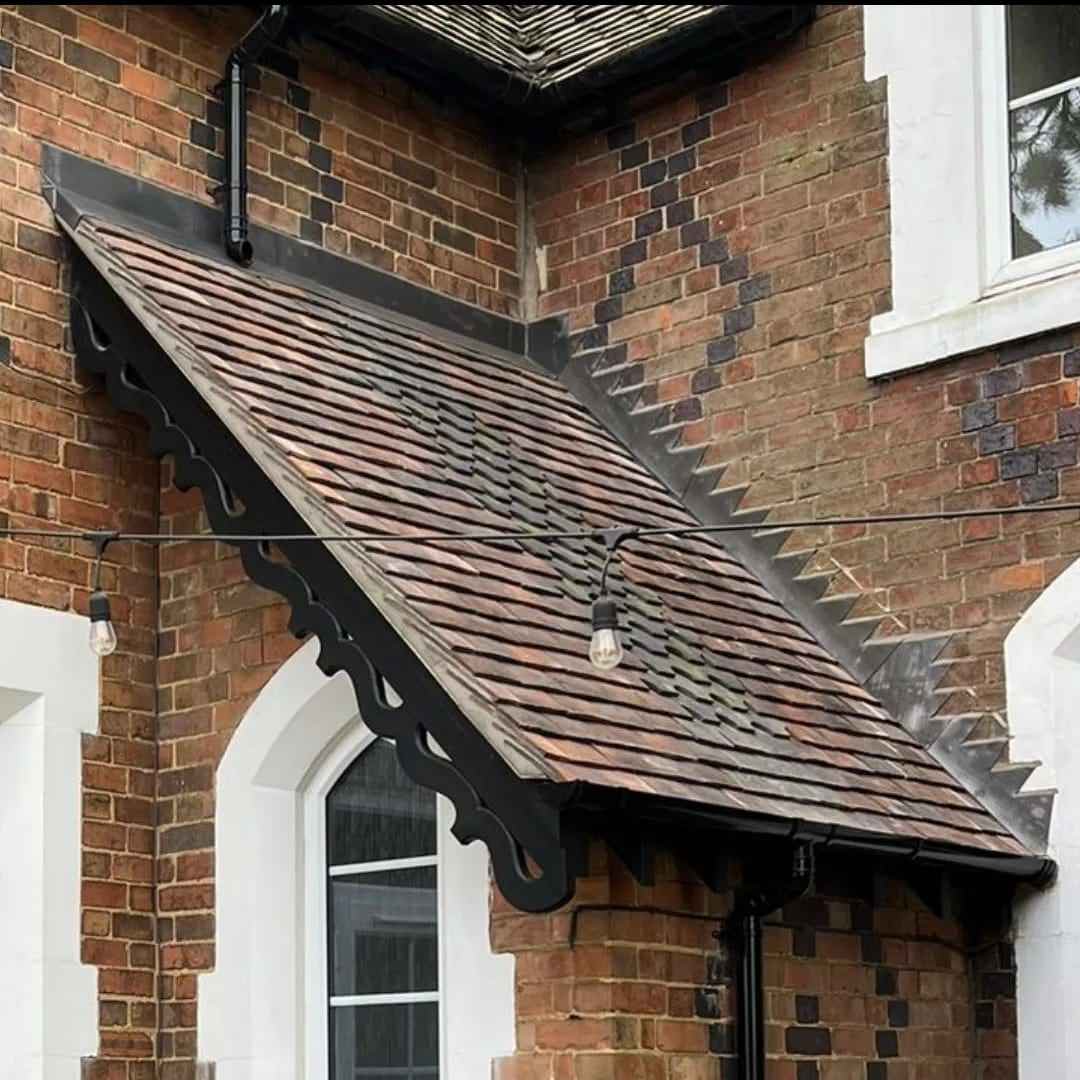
[326,740,440,1079]
[200,640,514,1080]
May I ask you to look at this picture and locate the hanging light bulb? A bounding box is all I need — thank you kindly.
[589,593,623,671]
[88,589,118,657]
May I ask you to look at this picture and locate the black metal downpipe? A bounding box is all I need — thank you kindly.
[731,843,815,1080]
[222,5,290,264]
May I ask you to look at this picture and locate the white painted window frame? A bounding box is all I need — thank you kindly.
[0,599,99,1080]
[200,639,515,1080]
[864,5,1080,378]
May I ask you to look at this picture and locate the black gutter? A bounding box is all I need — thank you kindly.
[568,787,1057,887]
[731,843,814,1080]
[222,5,290,264]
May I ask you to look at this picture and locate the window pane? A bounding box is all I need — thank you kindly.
[1008,6,1080,100]
[328,740,436,865]
[330,867,438,997]
[331,1002,439,1080]
[1010,87,1080,256]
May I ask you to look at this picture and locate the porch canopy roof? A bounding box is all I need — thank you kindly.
[51,151,1041,907]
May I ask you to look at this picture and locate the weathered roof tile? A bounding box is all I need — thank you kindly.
[67,214,1028,859]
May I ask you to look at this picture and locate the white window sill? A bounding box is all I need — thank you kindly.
[866,268,1080,379]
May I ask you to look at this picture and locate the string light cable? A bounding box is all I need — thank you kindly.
[4,498,1080,662]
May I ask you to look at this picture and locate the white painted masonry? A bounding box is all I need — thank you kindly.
[864,5,1080,377]
[1006,558,1080,1079]
[0,599,99,1080]
[199,638,515,1080]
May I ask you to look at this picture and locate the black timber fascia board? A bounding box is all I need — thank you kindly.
[40,145,564,366]
[68,242,581,913]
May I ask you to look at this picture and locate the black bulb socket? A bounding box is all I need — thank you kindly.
[89,590,112,623]
[591,594,618,631]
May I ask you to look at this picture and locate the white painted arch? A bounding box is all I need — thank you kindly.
[1006,557,1080,1078]
[198,637,515,1080]
[0,598,99,1080]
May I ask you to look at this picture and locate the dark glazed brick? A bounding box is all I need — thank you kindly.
[1060,407,1080,436]
[867,1065,887,1080]
[785,1026,831,1056]
[287,82,311,111]
[1001,449,1037,479]
[738,272,771,303]
[650,180,680,208]
[795,995,819,1024]
[310,197,334,224]
[707,337,737,365]
[1040,438,1078,470]
[1066,348,1080,377]
[641,160,667,187]
[434,222,477,255]
[207,99,226,130]
[1021,472,1059,503]
[63,40,120,82]
[299,217,322,245]
[691,367,724,394]
[621,142,649,170]
[190,120,216,151]
[978,423,1017,454]
[982,367,1022,397]
[975,1002,996,1029]
[709,1023,734,1054]
[667,200,694,228]
[262,46,299,80]
[724,307,755,335]
[0,41,14,69]
[321,175,345,202]
[609,268,635,295]
[620,239,647,266]
[694,988,722,1018]
[635,210,663,238]
[603,343,628,368]
[0,336,10,365]
[793,928,816,957]
[861,935,882,963]
[875,967,898,996]
[720,254,751,284]
[851,902,874,932]
[682,117,711,146]
[298,113,321,142]
[594,298,622,324]
[698,84,729,112]
[392,155,436,188]
[796,1065,818,1080]
[700,237,729,265]
[961,401,997,431]
[886,999,909,1028]
[1000,329,1074,364]
[875,1031,899,1058]
[668,149,696,177]
[672,398,702,423]
[608,123,636,149]
[309,144,332,173]
[681,220,709,248]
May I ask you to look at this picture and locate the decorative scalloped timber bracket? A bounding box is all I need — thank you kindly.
[69,247,582,914]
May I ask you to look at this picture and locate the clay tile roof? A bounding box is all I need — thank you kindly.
[64,212,1029,859]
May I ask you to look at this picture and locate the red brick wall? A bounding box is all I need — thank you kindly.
[491,843,1013,1080]
[528,3,1080,738]
[0,4,1033,1077]
[0,5,520,1076]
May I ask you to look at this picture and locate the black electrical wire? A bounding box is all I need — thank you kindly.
[1,499,1079,549]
